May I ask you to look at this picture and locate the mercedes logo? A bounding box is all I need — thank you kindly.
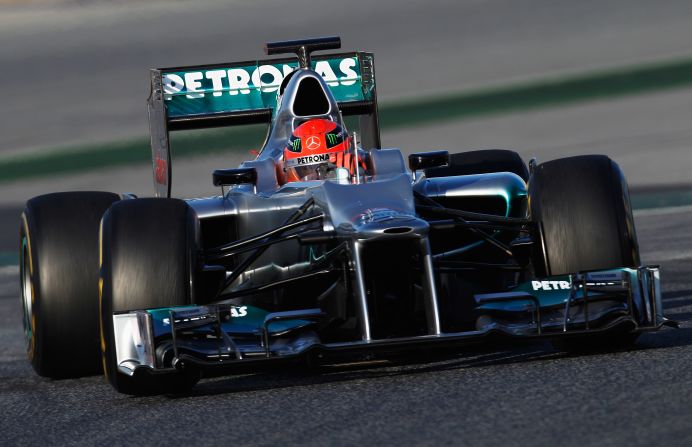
[305,135,321,151]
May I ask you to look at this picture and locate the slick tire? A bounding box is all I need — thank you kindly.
[99,198,201,395]
[529,155,639,276]
[528,155,640,351]
[424,149,529,182]
[20,191,120,378]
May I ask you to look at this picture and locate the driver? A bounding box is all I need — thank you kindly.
[282,118,363,183]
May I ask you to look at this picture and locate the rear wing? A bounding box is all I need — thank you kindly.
[147,50,379,197]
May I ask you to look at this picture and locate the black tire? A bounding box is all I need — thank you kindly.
[424,149,529,182]
[529,155,639,277]
[528,155,640,351]
[20,191,120,378]
[99,198,201,394]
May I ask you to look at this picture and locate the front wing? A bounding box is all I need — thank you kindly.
[111,266,669,378]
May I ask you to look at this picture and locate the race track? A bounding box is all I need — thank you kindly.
[1,207,691,446]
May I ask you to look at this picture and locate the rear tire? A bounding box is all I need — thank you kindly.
[99,198,201,395]
[20,191,120,378]
[528,155,640,351]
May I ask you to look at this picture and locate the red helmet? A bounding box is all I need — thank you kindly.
[283,119,350,182]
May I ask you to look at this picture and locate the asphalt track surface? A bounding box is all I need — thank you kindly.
[1,207,692,446]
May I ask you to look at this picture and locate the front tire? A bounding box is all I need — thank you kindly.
[99,198,201,394]
[529,155,639,276]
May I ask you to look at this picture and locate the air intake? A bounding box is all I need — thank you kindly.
[292,77,330,116]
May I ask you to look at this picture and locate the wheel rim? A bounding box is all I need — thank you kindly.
[20,238,33,353]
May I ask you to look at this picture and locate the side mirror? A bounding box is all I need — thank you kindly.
[408,151,449,174]
[212,168,257,190]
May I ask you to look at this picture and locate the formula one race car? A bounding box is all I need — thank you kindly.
[19,37,673,394]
